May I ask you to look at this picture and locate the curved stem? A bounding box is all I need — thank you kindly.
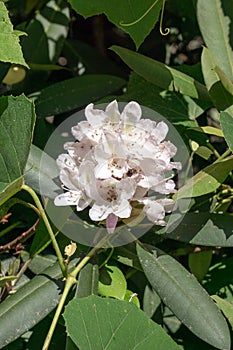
[21,184,66,277]
[42,275,76,350]
[42,232,110,349]
[42,244,103,349]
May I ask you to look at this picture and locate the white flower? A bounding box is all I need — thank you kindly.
[54,100,181,233]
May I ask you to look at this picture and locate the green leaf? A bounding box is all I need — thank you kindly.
[124,289,140,308]
[0,275,17,288]
[98,263,127,300]
[0,177,24,208]
[189,250,212,282]
[175,157,233,199]
[111,46,210,101]
[35,74,126,117]
[220,107,233,152]
[137,244,231,350]
[189,126,224,138]
[122,73,208,125]
[63,39,125,77]
[21,250,57,274]
[197,0,233,81]
[76,261,99,298]
[0,2,28,67]
[0,95,36,205]
[64,295,180,350]
[68,0,163,49]
[113,244,142,271]
[201,47,233,110]
[0,260,78,348]
[143,284,161,318]
[0,259,78,348]
[160,212,233,247]
[24,144,60,198]
[212,296,233,330]
[22,0,69,65]
[15,0,70,94]
[204,257,233,303]
[214,66,233,97]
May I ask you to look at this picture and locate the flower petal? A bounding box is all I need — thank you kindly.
[105,100,121,123]
[121,101,142,124]
[85,103,107,127]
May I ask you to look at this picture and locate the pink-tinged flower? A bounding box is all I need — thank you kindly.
[54,100,181,233]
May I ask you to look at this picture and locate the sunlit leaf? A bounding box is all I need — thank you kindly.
[0,2,28,67]
[175,157,233,199]
[98,263,127,300]
[212,295,233,330]
[64,295,180,350]
[68,0,163,49]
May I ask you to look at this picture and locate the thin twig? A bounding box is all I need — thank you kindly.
[0,218,40,252]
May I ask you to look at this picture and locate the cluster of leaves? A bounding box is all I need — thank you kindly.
[1,0,233,349]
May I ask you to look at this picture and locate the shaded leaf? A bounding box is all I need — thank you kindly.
[161,212,233,247]
[189,250,212,282]
[22,0,70,67]
[204,257,233,303]
[0,95,36,205]
[21,250,57,274]
[214,66,233,97]
[68,0,163,49]
[63,39,125,77]
[0,276,17,288]
[16,0,70,93]
[0,260,74,348]
[175,157,233,199]
[220,107,233,152]
[143,284,161,318]
[111,46,210,101]
[35,74,126,117]
[26,313,66,350]
[24,144,60,198]
[197,0,233,81]
[0,3,28,67]
[122,73,208,125]
[64,295,180,350]
[76,261,99,298]
[137,244,230,349]
[0,62,11,83]
[201,47,233,110]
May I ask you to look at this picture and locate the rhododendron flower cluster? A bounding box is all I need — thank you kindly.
[54,100,181,233]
